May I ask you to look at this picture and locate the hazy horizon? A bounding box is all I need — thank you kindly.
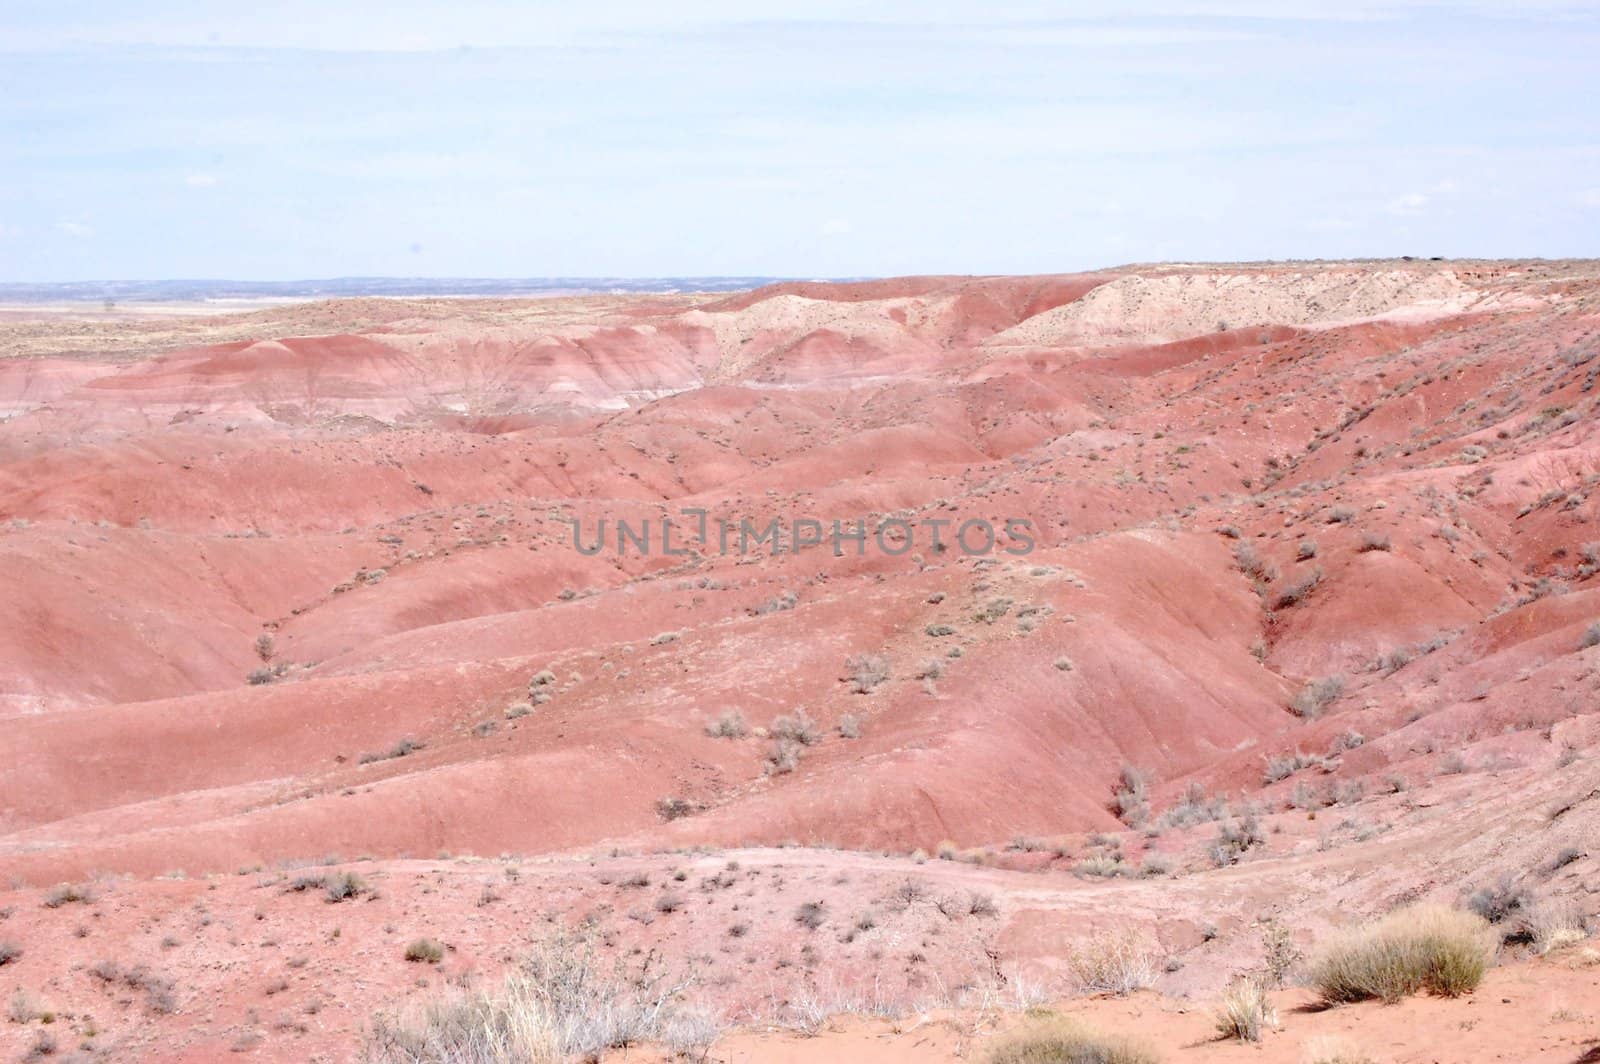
[4,1,1598,282]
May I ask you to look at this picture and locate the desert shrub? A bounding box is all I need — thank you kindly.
[655,797,695,821]
[405,938,445,964]
[1546,846,1584,873]
[254,633,276,661]
[360,738,423,765]
[753,591,798,615]
[1233,543,1271,580]
[1262,922,1302,986]
[764,737,804,775]
[967,891,999,917]
[1066,927,1160,994]
[1112,764,1149,827]
[1140,853,1174,877]
[1529,901,1587,954]
[925,623,956,637]
[0,941,19,966]
[365,927,702,1064]
[42,883,93,908]
[1290,675,1344,719]
[844,654,890,694]
[1358,531,1392,552]
[704,709,749,739]
[1328,730,1365,753]
[1327,506,1356,524]
[1307,904,1496,1003]
[1073,855,1129,879]
[973,597,1014,624]
[1209,814,1264,866]
[1296,540,1318,560]
[983,1017,1160,1064]
[1581,622,1600,649]
[1263,751,1324,784]
[1156,781,1227,828]
[325,871,369,903]
[1273,568,1324,609]
[1213,976,1275,1042]
[504,702,534,720]
[653,891,685,914]
[837,714,861,739]
[794,901,826,930]
[916,658,945,681]
[769,709,821,745]
[528,669,556,688]
[9,988,40,1024]
[1289,780,1323,810]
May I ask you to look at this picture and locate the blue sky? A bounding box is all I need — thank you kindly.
[1,1,1597,281]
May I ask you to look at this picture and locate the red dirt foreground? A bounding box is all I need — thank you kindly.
[1,260,1599,1062]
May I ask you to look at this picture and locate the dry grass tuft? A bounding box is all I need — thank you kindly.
[366,927,704,1063]
[1066,927,1161,995]
[984,1016,1160,1064]
[1307,904,1496,1004]
[1213,976,1276,1042]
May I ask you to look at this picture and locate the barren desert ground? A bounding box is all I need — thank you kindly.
[2,260,1598,1062]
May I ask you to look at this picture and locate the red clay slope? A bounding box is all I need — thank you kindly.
[1,262,1598,1061]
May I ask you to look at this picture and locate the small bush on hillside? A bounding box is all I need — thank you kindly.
[1581,622,1600,650]
[704,709,749,738]
[1112,764,1150,827]
[1290,675,1344,719]
[0,941,20,966]
[404,938,445,964]
[844,654,890,694]
[1465,875,1532,927]
[1263,751,1325,784]
[655,797,695,821]
[1307,904,1496,1004]
[1274,568,1324,609]
[1156,781,1228,829]
[794,901,826,930]
[365,927,703,1063]
[1297,540,1318,560]
[838,714,861,739]
[360,738,423,765]
[43,883,93,908]
[504,702,534,720]
[1209,814,1264,866]
[765,737,804,775]
[1066,927,1161,994]
[1358,531,1392,552]
[324,872,369,903]
[769,709,820,745]
[983,1017,1160,1064]
[1213,976,1275,1042]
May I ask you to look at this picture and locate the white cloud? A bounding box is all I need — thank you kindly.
[1387,192,1430,216]
[185,173,219,187]
[56,220,95,238]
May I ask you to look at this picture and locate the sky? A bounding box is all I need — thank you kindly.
[1,1,1597,281]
